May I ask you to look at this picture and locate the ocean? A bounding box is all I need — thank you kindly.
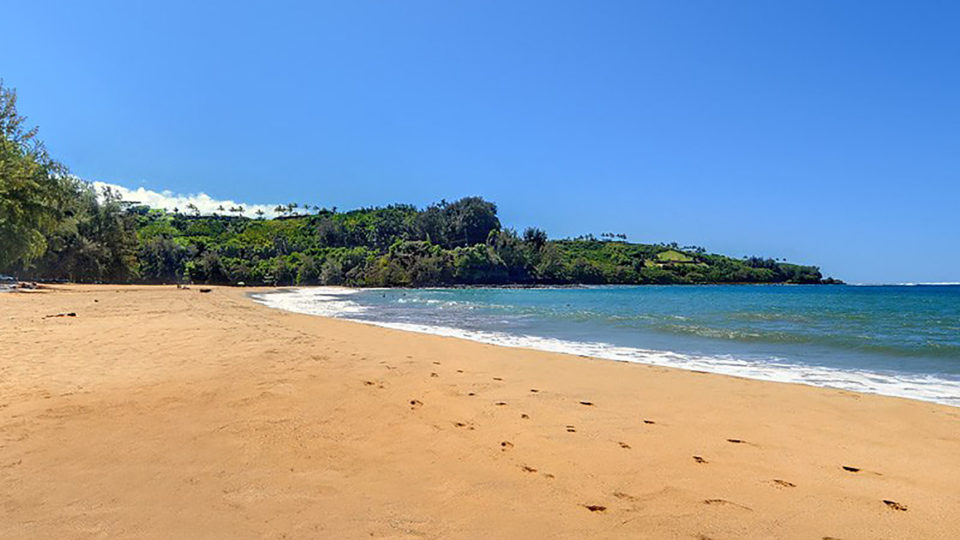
[252,285,960,406]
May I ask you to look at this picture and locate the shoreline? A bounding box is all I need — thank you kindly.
[2,284,958,538]
[251,286,960,408]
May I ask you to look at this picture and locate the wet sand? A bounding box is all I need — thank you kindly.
[1,285,958,538]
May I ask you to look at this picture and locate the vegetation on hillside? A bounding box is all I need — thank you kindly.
[0,82,840,287]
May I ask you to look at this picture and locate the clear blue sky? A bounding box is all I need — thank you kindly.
[3,1,958,283]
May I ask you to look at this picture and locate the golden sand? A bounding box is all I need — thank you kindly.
[1,285,958,538]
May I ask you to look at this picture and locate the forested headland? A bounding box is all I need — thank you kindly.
[1,82,840,287]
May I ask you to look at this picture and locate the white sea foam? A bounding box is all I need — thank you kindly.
[250,287,367,317]
[252,288,960,407]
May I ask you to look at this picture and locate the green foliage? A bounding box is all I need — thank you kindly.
[1,82,140,280]
[139,236,190,283]
[5,189,833,286]
[0,81,70,269]
[452,244,508,284]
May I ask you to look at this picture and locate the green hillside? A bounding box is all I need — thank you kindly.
[11,199,834,286]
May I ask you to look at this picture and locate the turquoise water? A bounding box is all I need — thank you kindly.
[254,285,960,406]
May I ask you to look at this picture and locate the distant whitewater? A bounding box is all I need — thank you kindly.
[252,285,960,407]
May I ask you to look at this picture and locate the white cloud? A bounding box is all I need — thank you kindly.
[92,181,281,218]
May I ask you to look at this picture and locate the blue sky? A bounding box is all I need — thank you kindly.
[3,1,958,283]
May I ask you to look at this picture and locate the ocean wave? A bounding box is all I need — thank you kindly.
[253,288,960,407]
[652,321,960,358]
[250,287,366,317]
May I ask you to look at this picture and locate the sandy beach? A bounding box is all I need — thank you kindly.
[1,284,958,539]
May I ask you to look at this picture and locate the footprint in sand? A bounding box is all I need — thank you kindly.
[582,504,607,512]
[457,370,464,373]
[500,441,514,451]
[492,377,503,381]
[453,422,475,430]
[883,500,907,511]
[704,499,752,510]
[841,465,861,472]
[1,459,22,470]
[521,465,537,473]
[566,425,577,433]
[613,491,637,501]
[643,419,656,425]
[693,456,708,464]
[495,401,508,406]
[542,473,555,479]
[409,399,423,409]
[467,392,476,396]
[579,401,594,406]
[770,479,796,488]
[433,361,441,365]
[430,372,439,378]
[618,442,631,449]
[530,389,539,393]
[521,413,530,419]
[726,438,745,444]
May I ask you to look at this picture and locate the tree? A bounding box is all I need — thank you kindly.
[187,250,230,284]
[533,243,563,282]
[415,202,449,246]
[319,258,344,285]
[28,184,140,282]
[452,244,508,283]
[489,229,529,281]
[446,197,500,247]
[522,227,548,251]
[297,255,319,284]
[0,81,71,272]
[139,236,188,283]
